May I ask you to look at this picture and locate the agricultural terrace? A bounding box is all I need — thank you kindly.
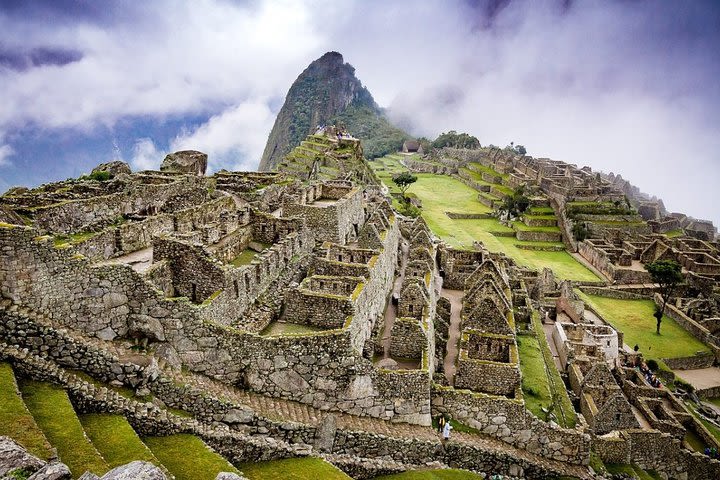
[577,292,711,360]
[370,156,600,281]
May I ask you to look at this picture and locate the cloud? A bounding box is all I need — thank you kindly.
[170,99,276,171]
[0,143,13,166]
[130,138,163,171]
[0,0,719,223]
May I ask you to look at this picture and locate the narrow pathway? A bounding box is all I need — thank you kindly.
[441,288,464,385]
[380,240,409,358]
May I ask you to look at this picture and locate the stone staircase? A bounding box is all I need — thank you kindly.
[0,299,592,479]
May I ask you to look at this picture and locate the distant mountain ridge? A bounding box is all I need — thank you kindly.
[259,51,409,171]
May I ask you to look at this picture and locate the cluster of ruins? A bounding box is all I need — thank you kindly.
[1,129,719,479]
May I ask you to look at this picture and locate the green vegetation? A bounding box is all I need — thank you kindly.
[577,292,710,360]
[369,156,599,281]
[374,469,483,480]
[501,186,530,217]
[333,103,410,159]
[0,363,52,460]
[566,201,634,216]
[240,457,351,480]
[143,434,239,480]
[53,230,99,247]
[645,260,684,334]
[19,379,109,477]
[517,333,553,419]
[392,171,418,196]
[605,463,662,480]
[79,414,159,468]
[260,321,327,336]
[80,171,113,182]
[665,228,684,238]
[230,249,258,267]
[530,313,577,427]
[431,131,480,150]
[684,402,720,444]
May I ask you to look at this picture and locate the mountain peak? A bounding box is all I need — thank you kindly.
[259,52,386,171]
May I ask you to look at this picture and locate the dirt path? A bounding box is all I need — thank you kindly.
[441,288,464,384]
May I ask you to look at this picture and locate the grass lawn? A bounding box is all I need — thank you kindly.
[260,321,328,336]
[80,414,159,468]
[605,464,662,480]
[517,333,553,419]
[230,249,258,267]
[143,434,239,480]
[0,363,53,460]
[19,379,109,477]
[239,457,351,480]
[685,402,720,444]
[577,293,710,360]
[530,313,577,427]
[369,157,599,281]
[374,469,484,479]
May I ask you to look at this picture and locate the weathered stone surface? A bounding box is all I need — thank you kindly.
[27,461,72,480]
[160,150,208,176]
[215,473,248,480]
[0,436,45,477]
[91,161,131,177]
[99,461,166,480]
[314,414,337,453]
[222,408,254,425]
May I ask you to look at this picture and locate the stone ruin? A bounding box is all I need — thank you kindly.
[1,138,719,480]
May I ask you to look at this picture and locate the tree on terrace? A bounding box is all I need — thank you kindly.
[645,260,683,334]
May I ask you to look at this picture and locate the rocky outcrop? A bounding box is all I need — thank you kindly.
[98,461,166,480]
[0,436,46,478]
[160,150,208,176]
[91,161,132,177]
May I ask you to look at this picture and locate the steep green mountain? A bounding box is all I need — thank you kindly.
[259,51,410,171]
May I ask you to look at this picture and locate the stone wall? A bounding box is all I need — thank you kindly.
[389,317,428,360]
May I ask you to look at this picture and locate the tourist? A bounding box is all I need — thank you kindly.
[437,414,446,434]
[442,421,453,442]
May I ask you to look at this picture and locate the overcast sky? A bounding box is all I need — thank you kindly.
[1,0,719,224]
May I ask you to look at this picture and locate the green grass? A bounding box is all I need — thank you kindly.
[709,398,720,409]
[80,414,160,468]
[143,435,239,480]
[530,313,577,427]
[369,159,599,282]
[665,229,685,238]
[577,292,711,360]
[19,379,109,477]
[374,469,483,480]
[528,206,555,215]
[467,162,509,180]
[685,402,720,444]
[517,334,553,419]
[53,231,99,247]
[512,221,560,232]
[230,249,258,267]
[239,457,351,480]
[0,363,53,460]
[605,464,662,480]
[260,321,328,336]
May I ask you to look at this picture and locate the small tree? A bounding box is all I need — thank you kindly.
[645,260,683,334]
[392,172,417,197]
[514,144,527,155]
[502,186,530,217]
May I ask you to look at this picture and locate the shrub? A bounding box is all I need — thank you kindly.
[646,359,659,371]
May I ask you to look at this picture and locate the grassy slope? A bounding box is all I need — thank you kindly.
[578,292,710,359]
[374,469,484,480]
[240,457,352,480]
[517,333,553,419]
[370,156,599,281]
[80,414,160,468]
[19,379,109,477]
[0,363,53,460]
[143,434,239,480]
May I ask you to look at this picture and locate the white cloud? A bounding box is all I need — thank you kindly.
[170,99,275,172]
[131,138,163,171]
[0,144,13,167]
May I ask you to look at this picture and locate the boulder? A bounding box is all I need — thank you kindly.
[127,314,166,342]
[91,161,131,177]
[27,461,72,480]
[99,461,166,480]
[160,150,207,176]
[221,408,254,425]
[215,473,249,480]
[0,436,45,477]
